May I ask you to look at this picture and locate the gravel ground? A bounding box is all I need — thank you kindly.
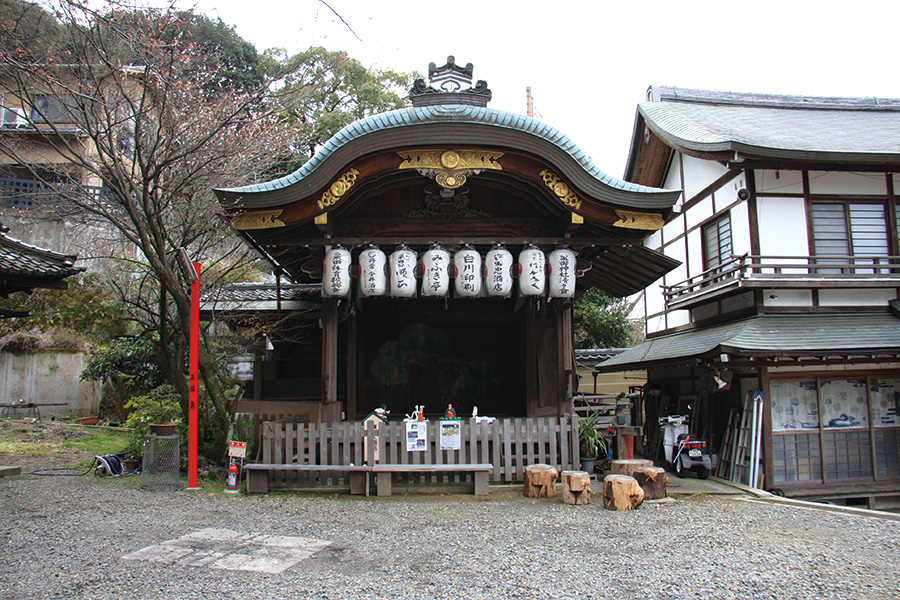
[2,453,900,600]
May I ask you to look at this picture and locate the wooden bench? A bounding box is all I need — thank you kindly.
[243,464,372,495]
[371,463,493,497]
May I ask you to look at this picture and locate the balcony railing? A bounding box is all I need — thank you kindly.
[0,177,111,209]
[663,254,900,309]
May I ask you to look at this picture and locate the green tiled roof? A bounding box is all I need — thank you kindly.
[638,87,900,163]
[216,104,680,210]
[595,314,900,371]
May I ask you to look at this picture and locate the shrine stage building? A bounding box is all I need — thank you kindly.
[212,57,681,423]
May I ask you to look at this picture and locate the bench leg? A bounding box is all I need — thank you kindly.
[376,473,392,497]
[246,470,269,494]
[474,471,489,496]
[349,472,368,495]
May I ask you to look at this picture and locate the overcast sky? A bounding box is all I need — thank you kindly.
[185,0,900,178]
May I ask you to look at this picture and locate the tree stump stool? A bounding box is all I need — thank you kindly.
[602,474,644,511]
[561,470,592,505]
[633,466,668,500]
[524,464,558,498]
[609,458,654,478]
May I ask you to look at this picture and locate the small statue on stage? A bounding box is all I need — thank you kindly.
[444,404,456,419]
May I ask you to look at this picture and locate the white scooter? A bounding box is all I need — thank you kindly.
[659,415,712,479]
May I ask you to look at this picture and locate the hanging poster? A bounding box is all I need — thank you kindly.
[406,421,428,452]
[440,420,461,450]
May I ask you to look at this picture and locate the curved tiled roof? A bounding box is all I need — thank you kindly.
[0,227,83,281]
[216,104,680,210]
[637,87,900,163]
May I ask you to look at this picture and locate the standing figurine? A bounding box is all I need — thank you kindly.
[445,404,456,419]
[417,405,425,421]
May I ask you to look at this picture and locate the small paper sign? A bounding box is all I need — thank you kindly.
[228,440,247,458]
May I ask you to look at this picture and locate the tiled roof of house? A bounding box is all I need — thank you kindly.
[594,313,900,372]
[0,225,83,281]
[200,282,320,314]
[637,86,900,163]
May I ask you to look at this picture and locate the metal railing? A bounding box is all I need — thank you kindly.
[0,177,111,209]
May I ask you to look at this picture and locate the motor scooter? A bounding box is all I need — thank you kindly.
[658,415,712,479]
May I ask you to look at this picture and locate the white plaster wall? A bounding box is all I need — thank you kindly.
[757,196,809,256]
[645,229,662,251]
[665,153,682,190]
[685,228,702,279]
[712,174,748,212]
[681,155,729,199]
[763,289,813,307]
[646,314,666,334]
[0,351,100,416]
[731,202,752,257]
[662,212,684,249]
[756,170,804,194]
[666,309,690,328]
[685,196,713,231]
[644,275,666,321]
[807,171,889,196]
[817,288,898,307]
[664,235,689,288]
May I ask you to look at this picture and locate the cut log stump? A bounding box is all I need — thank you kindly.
[561,470,592,505]
[609,459,654,478]
[524,464,558,498]
[603,474,644,511]
[633,466,668,500]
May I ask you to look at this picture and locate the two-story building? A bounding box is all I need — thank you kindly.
[598,87,900,507]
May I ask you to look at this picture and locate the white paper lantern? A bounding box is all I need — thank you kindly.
[454,245,482,297]
[359,245,387,297]
[548,246,577,298]
[421,244,450,297]
[518,244,546,296]
[322,244,351,297]
[485,244,513,297]
[389,244,418,298]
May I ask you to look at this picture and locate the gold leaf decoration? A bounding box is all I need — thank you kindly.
[397,149,504,171]
[539,169,581,209]
[613,210,665,230]
[318,168,360,209]
[230,209,285,230]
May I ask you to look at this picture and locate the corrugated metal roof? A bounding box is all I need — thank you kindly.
[638,87,900,163]
[595,314,900,371]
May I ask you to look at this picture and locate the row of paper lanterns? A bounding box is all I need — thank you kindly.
[322,243,577,299]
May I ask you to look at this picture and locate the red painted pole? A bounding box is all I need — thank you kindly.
[188,262,200,489]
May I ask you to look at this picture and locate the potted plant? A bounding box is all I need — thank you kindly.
[578,411,609,474]
[124,384,183,438]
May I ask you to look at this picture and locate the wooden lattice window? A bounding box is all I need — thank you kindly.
[702,214,732,271]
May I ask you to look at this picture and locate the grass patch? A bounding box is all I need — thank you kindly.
[62,428,129,455]
[0,421,128,458]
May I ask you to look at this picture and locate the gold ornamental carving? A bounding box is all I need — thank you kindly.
[230,209,285,230]
[318,168,360,209]
[398,149,503,190]
[613,210,665,231]
[539,169,581,209]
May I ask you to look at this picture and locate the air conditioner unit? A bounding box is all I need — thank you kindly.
[1,108,28,128]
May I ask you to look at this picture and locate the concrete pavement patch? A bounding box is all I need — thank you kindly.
[123,528,331,574]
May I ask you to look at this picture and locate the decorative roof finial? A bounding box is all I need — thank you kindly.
[410,56,492,107]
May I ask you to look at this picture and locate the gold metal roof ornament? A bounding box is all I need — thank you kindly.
[398,149,503,190]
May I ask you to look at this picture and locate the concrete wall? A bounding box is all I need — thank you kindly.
[0,351,100,417]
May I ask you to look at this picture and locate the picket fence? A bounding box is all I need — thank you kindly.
[256,415,580,489]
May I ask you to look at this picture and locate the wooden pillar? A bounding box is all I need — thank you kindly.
[557,300,575,417]
[347,307,357,421]
[525,299,537,417]
[321,298,340,423]
[253,336,263,403]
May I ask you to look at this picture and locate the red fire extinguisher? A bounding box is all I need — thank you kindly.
[225,459,239,493]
